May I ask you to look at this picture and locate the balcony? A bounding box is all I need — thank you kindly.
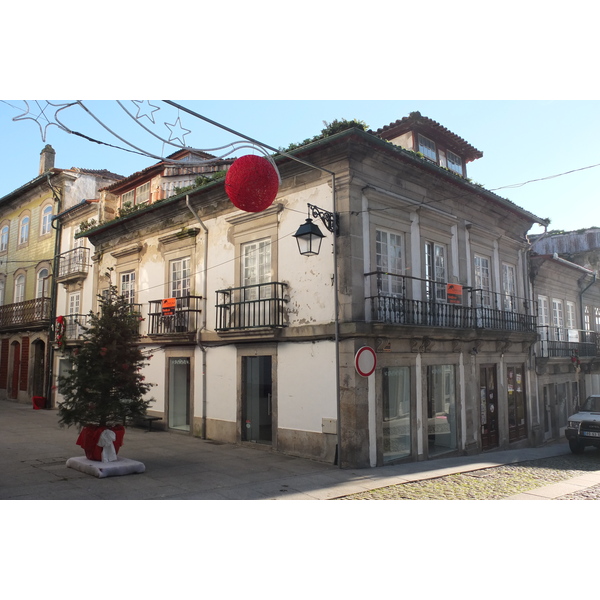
[536,326,600,359]
[56,305,143,344]
[147,295,202,336]
[0,298,51,331]
[56,247,90,283]
[216,282,288,331]
[61,313,91,341]
[365,272,536,333]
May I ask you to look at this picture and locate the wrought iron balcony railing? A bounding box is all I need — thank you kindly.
[536,326,600,358]
[216,282,288,331]
[56,247,90,281]
[61,313,91,340]
[365,271,536,333]
[147,295,202,335]
[0,297,51,331]
[56,304,143,343]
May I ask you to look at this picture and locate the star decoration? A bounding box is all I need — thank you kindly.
[164,116,191,146]
[12,100,76,142]
[132,100,160,124]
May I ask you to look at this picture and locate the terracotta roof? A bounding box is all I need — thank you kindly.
[102,148,228,193]
[372,111,483,162]
[70,168,124,180]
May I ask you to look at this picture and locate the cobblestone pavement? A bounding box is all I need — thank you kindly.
[339,449,600,500]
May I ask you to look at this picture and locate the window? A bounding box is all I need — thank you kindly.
[41,205,53,235]
[552,299,564,340]
[446,150,463,175]
[36,269,49,298]
[538,296,550,340]
[376,229,403,296]
[19,216,29,244]
[502,263,517,311]
[67,292,81,338]
[69,292,80,315]
[0,279,4,306]
[0,226,8,252]
[595,307,600,332]
[474,255,492,307]
[121,182,151,208]
[121,190,135,206]
[120,271,136,304]
[418,134,437,162]
[427,365,457,457]
[242,239,271,300]
[382,366,411,463]
[566,301,578,342]
[14,274,25,303]
[566,301,576,330]
[424,242,446,301]
[136,182,150,205]
[170,257,191,298]
[585,305,591,331]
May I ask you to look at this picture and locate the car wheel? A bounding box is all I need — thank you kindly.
[569,439,586,454]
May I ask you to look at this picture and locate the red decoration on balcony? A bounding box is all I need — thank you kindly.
[55,315,66,350]
[225,155,279,213]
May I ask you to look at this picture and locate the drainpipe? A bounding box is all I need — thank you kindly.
[45,173,62,409]
[186,195,208,439]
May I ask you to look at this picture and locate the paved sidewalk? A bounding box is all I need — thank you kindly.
[505,471,600,499]
[1,399,597,500]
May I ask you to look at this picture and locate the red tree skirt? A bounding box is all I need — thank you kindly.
[76,425,125,462]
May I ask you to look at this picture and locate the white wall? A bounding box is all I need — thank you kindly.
[277,340,336,432]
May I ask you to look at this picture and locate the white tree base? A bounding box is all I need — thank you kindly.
[66,456,145,478]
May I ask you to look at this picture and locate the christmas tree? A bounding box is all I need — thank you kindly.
[57,276,154,428]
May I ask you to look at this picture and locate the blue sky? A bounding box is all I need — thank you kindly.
[1,99,598,236]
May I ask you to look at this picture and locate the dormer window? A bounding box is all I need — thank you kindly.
[136,182,150,204]
[121,181,151,207]
[446,150,463,175]
[418,134,437,162]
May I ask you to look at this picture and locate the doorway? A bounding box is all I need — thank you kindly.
[507,364,527,442]
[480,365,499,450]
[32,340,45,398]
[168,357,191,431]
[242,355,272,444]
[10,341,21,400]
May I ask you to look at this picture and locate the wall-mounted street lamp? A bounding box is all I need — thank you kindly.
[293,203,339,256]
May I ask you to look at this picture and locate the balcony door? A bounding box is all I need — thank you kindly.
[241,240,272,327]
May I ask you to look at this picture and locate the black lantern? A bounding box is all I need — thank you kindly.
[293,218,325,256]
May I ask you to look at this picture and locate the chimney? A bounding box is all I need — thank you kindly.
[39,144,56,174]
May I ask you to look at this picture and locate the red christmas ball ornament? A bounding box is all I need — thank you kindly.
[225,155,279,213]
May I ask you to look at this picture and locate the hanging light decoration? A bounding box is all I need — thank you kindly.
[224,155,280,213]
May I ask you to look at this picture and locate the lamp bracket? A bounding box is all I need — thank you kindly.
[307,203,339,235]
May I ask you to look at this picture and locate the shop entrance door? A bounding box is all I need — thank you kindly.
[507,365,527,442]
[480,365,499,450]
[242,356,272,444]
[168,357,190,431]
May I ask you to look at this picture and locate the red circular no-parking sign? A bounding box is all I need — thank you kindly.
[355,346,376,377]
